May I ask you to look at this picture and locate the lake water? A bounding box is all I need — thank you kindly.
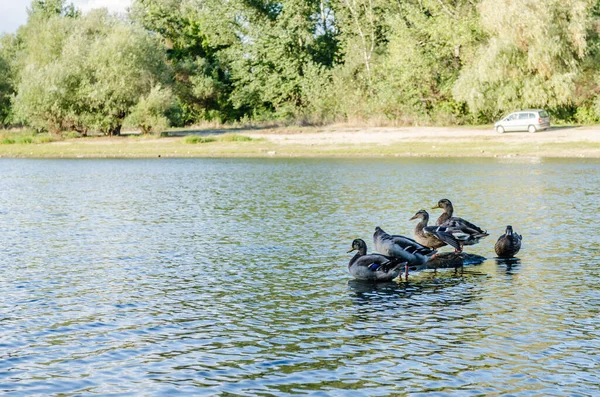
[1,157,599,396]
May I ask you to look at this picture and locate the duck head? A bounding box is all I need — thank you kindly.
[348,238,367,254]
[432,198,453,211]
[409,209,429,221]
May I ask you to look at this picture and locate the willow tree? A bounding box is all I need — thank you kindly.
[453,0,597,120]
[13,4,171,134]
[372,0,482,123]
[321,0,482,122]
[75,11,171,134]
[11,3,79,133]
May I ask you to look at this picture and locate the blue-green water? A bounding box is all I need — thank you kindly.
[1,157,599,396]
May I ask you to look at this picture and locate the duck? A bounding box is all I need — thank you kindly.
[431,198,489,250]
[495,225,522,258]
[347,239,407,281]
[373,226,437,280]
[409,209,462,251]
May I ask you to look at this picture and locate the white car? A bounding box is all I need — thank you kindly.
[494,109,551,133]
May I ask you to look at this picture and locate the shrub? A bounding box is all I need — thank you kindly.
[183,133,255,144]
[183,135,217,144]
[125,85,175,134]
[219,134,254,142]
[0,131,60,144]
[60,131,81,139]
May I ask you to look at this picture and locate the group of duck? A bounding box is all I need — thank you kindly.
[347,199,523,282]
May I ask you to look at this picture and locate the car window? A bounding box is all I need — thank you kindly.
[518,113,529,120]
[529,113,535,119]
[507,114,516,121]
[539,110,548,117]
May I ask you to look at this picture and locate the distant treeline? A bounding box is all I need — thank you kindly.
[1,0,600,135]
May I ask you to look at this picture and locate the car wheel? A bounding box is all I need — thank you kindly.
[496,125,505,134]
[528,125,537,133]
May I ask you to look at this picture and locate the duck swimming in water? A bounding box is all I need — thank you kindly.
[347,239,407,281]
[373,226,437,280]
[432,199,489,251]
[495,225,522,258]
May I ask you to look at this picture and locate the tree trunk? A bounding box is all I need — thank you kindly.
[109,125,121,136]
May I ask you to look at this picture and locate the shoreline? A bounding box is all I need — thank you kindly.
[1,125,599,159]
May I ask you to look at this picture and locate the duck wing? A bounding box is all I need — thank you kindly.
[390,234,436,255]
[356,254,406,272]
[443,217,489,238]
[350,254,406,281]
[374,227,436,258]
[423,225,462,251]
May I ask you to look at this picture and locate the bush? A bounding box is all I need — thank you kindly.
[183,135,217,144]
[0,130,61,144]
[219,134,254,142]
[183,133,255,144]
[125,85,175,134]
[60,131,81,139]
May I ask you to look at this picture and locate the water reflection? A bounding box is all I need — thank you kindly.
[347,267,489,312]
[495,257,521,271]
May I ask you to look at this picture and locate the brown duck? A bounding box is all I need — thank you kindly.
[432,198,489,249]
[409,209,462,251]
[495,225,522,258]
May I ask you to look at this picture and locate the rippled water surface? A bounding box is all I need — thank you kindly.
[1,157,599,396]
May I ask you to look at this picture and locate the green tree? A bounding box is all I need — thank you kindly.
[77,11,171,134]
[125,85,175,134]
[453,0,597,120]
[227,0,340,119]
[377,1,480,122]
[28,0,79,18]
[12,6,171,134]
[12,10,77,133]
[0,35,17,126]
[131,0,237,123]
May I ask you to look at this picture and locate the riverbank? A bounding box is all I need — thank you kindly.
[1,125,599,158]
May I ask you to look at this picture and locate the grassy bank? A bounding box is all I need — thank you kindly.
[1,127,599,158]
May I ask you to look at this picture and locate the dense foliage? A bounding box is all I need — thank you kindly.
[1,0,600,133]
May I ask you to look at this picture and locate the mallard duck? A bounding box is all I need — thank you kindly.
[432,198,489,250]
[373,226,437,280]
[495,225,522,258]
[409,209,462,251]
[347,239,407,281]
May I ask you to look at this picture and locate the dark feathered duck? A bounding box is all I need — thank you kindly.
[432,199,489,251]
[495,225,522,258]
[347,239,407,281]
[410,209,462,251]
[373,226,437,280]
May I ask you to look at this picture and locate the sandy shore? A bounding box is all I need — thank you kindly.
[244,125,600,144]
[239,125,600,158]
[1,125,599,158]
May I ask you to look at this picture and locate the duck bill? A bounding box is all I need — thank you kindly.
[431,205,440,209]
[347,248,356,253]
[409,214,418,220]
